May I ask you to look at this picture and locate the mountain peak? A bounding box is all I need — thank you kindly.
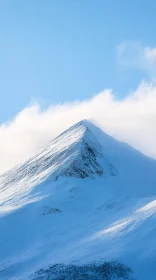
[46,119,118,179]
[0,120,118,212]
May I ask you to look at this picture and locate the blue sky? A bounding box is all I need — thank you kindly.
[0,0,156,123]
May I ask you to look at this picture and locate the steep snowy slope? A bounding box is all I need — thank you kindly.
[0,121,118,214]
[0,120,156,280]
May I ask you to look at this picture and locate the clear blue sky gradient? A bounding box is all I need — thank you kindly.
[0,0,156,123]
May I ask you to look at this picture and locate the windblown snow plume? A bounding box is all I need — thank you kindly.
[1,81,156,174]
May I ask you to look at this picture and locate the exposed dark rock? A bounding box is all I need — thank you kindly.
[31,261,134,280]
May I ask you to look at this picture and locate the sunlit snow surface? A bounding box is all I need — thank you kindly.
[0,120,156,279]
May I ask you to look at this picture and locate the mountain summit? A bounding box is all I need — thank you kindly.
[0,120,118,212]
[0,120,156,280]
[50,120,118,179]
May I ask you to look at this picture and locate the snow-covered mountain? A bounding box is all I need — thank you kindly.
[0,120,156,280]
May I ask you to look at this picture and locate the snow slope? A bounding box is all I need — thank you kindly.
[0,120,156,279]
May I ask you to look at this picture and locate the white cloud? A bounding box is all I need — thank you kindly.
[1,81,156,175]
[117,42,156,77]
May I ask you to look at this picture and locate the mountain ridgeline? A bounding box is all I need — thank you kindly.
[0,120,156,280]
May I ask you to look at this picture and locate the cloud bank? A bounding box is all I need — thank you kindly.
[0,81,156,175]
